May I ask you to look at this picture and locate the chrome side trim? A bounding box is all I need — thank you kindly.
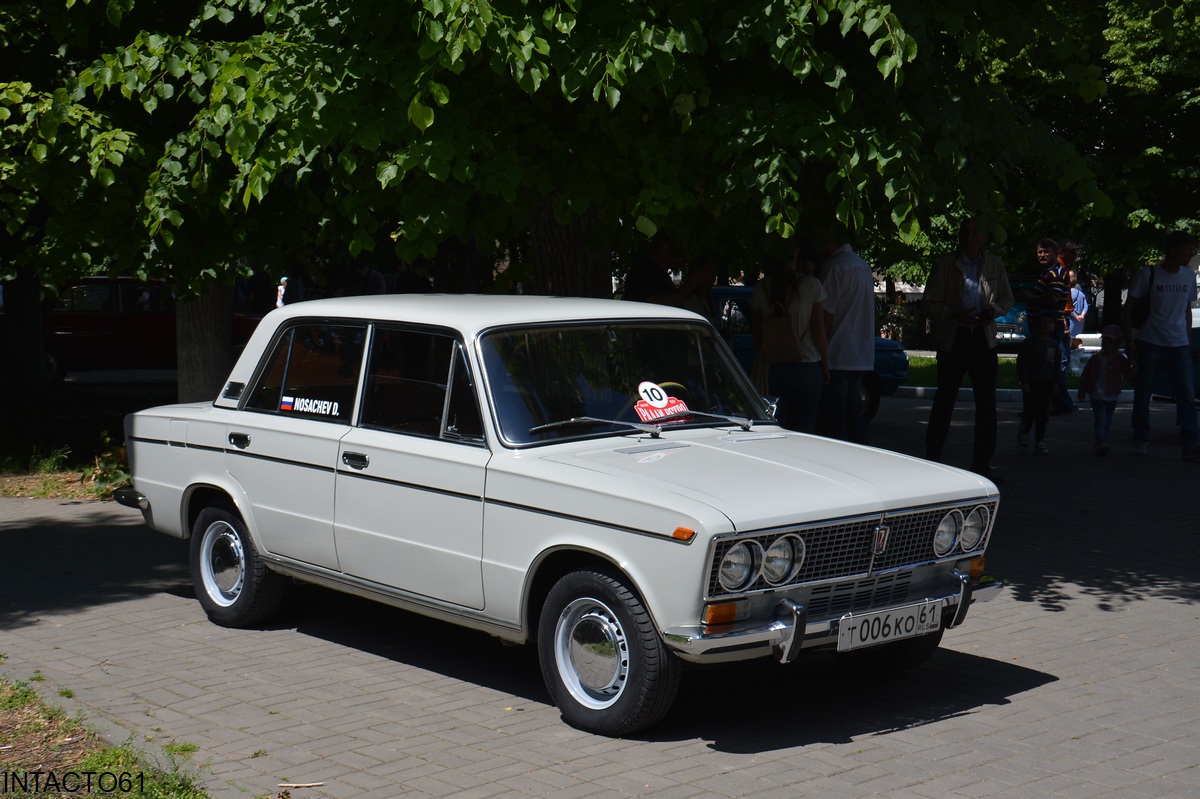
[260,556,526,643]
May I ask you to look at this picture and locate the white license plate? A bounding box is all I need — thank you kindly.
[837,601,942,652]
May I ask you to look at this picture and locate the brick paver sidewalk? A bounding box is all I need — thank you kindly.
[2,396,1198,799]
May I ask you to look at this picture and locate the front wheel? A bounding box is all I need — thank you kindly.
[189,507,285,628]
[537,570,681,736]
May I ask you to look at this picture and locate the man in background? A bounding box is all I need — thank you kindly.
[922,217,1015,483]
[816,228,875,444]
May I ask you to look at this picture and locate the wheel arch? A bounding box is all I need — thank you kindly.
[523,547,645,645]
[181,483,245,540]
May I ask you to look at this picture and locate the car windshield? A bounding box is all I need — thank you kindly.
[479,321,771,446]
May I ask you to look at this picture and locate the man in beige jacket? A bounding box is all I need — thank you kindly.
[922,218,1015,483]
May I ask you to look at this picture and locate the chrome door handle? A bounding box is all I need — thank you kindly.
[342,451,369,470]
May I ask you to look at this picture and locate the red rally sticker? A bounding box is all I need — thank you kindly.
[633,382,690,422]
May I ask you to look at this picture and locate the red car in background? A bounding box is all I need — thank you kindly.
[42,277,261,379]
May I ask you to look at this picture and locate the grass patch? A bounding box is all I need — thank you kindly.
[907,354,1081,391]
[0,431,129,501]
[0,676,210,799]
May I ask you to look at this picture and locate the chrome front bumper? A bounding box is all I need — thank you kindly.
[662,573,1004,664]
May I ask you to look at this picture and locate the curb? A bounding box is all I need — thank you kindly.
[895,385,1136,403]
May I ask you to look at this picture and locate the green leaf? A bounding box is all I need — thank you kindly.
[407,96,434,132]
[242,162,267,208]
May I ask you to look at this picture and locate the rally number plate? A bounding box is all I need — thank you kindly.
[837,601,942,652]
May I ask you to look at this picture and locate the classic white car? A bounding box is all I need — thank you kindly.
[118,295,1002,736]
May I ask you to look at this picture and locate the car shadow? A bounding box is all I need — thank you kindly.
[3,503,1057,748]
[648,649,1054,751]
[274,583,1053,751]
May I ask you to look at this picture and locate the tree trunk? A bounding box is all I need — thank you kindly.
[176,282,233,402]
[528,198,612,298]
[0,268,51,445]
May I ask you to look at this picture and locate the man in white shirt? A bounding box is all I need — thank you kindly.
[1122,230,1200,459]
[817,231,875,444]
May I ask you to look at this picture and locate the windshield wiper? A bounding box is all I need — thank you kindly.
[529,417,664,437]
[529,409,754,439]
[651,409,754,431]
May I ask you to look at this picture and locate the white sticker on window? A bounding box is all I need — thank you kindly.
[282,396,340,417]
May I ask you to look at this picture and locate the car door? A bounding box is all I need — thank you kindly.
[226,322,367,571]
[334,326,489,609]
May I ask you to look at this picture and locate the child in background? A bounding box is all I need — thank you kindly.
[1017,311,1061,454]
[1077,324,1136,456]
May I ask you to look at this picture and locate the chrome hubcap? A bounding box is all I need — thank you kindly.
[555,597,629,710]
[200,521,245,607]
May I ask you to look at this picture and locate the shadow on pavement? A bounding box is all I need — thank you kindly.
[650,648,1055,752]
[0,506,190,630]
[269,583,1053,751]
[870,397,1200,612]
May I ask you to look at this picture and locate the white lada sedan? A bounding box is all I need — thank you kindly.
[118,294,1002,736]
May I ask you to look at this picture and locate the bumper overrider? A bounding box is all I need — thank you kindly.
[663,571,1004,664]
[114,486,148,511]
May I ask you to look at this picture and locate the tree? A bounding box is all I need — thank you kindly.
[1,2,145,425]
[81,1,1085,285]
[17,0,1192,403]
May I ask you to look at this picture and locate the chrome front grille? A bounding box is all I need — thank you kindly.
[705,500,997,600]
[805,571,913,617]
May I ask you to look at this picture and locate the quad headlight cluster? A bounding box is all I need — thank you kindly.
[933,505,991,557]
[717,534,806,592]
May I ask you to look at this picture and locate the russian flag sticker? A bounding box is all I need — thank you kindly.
[280,396,294,411]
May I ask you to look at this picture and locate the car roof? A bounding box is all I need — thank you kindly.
[263,294,704,338]
[217,295,709,409]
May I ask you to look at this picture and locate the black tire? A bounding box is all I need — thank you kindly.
[537,570,681,736]
[189,506,285,628]
[860,373,882,423]
[835,627,944,675]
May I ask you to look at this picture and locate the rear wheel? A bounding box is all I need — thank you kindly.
[537,570,681,736]
[189,507,284,627]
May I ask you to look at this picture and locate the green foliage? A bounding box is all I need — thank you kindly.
[89,430,130,499]
[6,0,1199,298]
[26,445,71,474]
[0,679,39,710]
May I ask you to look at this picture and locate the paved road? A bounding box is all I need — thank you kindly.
[3,395,1199,799]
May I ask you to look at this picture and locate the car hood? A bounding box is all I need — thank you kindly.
[536,428,996,531]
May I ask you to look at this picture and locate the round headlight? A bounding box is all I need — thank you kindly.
[762,536,801,585]
[933,511,962,557]
[718,541,760,592]
[960,506,989,551]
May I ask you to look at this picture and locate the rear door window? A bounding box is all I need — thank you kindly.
[245,323,367,423]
